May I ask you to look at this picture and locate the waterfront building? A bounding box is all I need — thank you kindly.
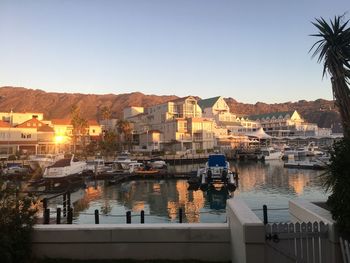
[248,110,332,137]
[0,112,102,156]
[124,96,215,152]
[198,96,253,149]
[0,111,44,126]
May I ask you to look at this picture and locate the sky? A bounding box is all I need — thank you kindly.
[0,0,349,104]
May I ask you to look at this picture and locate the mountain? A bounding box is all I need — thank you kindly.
[0,86,342,132]
[0,87,177,120]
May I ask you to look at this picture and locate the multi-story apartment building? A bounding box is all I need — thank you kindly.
[124,96,215,152]
[248,110,331,137]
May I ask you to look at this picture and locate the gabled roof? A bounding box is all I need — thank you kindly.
[16,118,46,129]
[248,111,295,121]
[197,96,221,110]
[171,96,196,103]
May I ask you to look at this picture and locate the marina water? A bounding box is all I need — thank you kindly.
[46,159,327,224]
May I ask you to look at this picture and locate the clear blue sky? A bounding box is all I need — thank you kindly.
[0,0,349,103]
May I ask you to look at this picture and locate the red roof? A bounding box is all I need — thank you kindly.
[16,118,46,129]
[51,119,72,125]
[0,120,10,128]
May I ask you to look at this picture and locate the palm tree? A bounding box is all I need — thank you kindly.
[310,16,350,138]
[116,119,132,151]
[70,105,88,154]
[311,16,350,237]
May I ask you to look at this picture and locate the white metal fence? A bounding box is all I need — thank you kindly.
[265,222,329,263]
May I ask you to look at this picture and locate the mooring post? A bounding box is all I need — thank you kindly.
[263,204,268,225]
[179,208,183,223]
[94,209,99,224]
[126,211,131,224]
[140,210,145,224]
[42,198,48,218]
[56,207,61,224]
[44,208,50,224]
[67,191,71,210]
[67,207,73,224]
[63,193,67,217]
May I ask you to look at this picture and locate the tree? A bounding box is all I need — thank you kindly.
[116,119,132,151]
[70,105,89,154]
[0,181,38,263]
[310,15,350,138]
[311,16,350,237]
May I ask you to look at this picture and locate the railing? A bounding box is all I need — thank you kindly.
[41,208,189,225]
[341,237,350,263]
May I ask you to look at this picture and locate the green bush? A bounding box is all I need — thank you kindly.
[0,181,38,263]
[322,139,350,237]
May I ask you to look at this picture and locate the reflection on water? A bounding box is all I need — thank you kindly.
[63,160,326,224]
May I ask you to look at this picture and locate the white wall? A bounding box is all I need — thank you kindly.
[32,223,231,261]
[226,198,265,263]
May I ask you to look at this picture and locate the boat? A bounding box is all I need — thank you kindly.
[189,153,236,191]
[258,147,283,160]
[27,153,65,171]
[43,154,87,179]
[133,168,160,175]
[114,151,138,170]
[149,157,168,169]
[282,142,324,159]
[86,155,107,174]
[284,159,327,170]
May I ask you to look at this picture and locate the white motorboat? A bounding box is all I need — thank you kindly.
[149,157,167,169]
[28,153,65,171]
[43,155,87,179]
[283,142,324,159]
[284,159,327,170]
[86,156,107,174]
[258,147,283,160]
[189,153,236,191]
[114,152,138,170]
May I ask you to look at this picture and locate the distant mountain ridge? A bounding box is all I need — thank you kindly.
[0,86,342,132]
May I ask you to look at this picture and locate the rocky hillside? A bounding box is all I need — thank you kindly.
[0,86,342,132]
[0,87,177,120]
[225,98,342,132]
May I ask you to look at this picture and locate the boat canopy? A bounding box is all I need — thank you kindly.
[208,154,227,167]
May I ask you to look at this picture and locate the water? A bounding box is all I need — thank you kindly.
[46,160,327,224]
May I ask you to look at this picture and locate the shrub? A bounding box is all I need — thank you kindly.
[322,139,350,237]
[0,181,38,263]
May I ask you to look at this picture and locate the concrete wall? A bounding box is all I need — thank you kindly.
[32,223,231,261]
[289,199,341,263]
[226,198,265,263]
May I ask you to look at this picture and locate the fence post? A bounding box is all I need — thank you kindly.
[263,204,268,225]
[141,210,145,224]
[126,211,131,224]
[179,208,183,223]
[56,207,61,224]
[44,208,50,224]
[67,191,71,210]
[63,193,67,217]
[42,198,48,218]
[94,209,99,224]
[67,207,73,224]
